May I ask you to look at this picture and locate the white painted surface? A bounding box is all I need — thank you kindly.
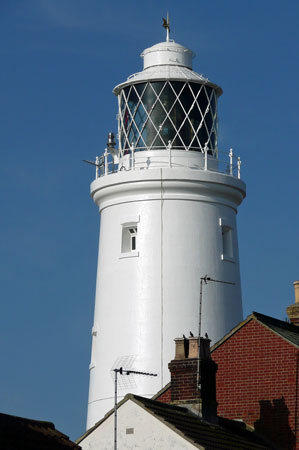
[142,41,194,70]
[87,156,245,428]
[86,37,246,429]
[81,399,197,450]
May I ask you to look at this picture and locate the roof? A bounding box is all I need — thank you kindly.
[113,39,222,96]
[0,412,81,450]
[78,394,274,449]
[211,311,299,352]
[253,311,299,346]
[113,65,222,96]
[132,395,273,450]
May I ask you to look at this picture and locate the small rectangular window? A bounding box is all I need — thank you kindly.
[119,216,140,259]
[222,225,233,258]
[219,218,234,262]
[121,224,138,256]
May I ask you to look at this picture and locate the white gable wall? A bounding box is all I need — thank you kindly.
[80,399,199,450]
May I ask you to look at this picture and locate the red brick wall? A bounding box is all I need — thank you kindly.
[212,319,299,450]
[168,359,199,402]
[156,386,171,403]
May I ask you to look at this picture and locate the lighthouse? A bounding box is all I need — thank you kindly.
[86,26,246,429]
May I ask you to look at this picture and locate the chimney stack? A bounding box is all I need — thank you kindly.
[168,336,218,422]
[286,281,299,325]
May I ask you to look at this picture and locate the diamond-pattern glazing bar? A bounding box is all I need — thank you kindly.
[118,81,218,157]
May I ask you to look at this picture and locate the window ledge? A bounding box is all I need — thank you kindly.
[221,254,235,263]
[119,250,139,259]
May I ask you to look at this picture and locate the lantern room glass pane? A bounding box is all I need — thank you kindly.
[134,104,147,129]
[209,89,216,116]
[160,117,175,144]
[159,83,176,111]
[169,100,184,129]
[171,81,184,95]
[151,81,166,95]
[128,88,139,116]
[141,84,156,113]
[135,83,146,97]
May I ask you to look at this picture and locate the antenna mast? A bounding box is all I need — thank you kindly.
[198,275,235,389]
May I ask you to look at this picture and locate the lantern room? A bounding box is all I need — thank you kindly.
[113,40,222,156]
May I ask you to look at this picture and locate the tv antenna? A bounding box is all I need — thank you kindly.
[197,275,235,389]
[112,363,157,450]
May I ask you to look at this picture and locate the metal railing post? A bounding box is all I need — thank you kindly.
[95,156,100,179]
[168,140,172,168]
[237,157,241,179]
[229,148,233,176]
[130,142,135,170]
[104,149,108,176]
[204,144,208,171]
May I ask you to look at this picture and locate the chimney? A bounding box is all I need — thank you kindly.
[168,336,218,422]
[286,281,299,325]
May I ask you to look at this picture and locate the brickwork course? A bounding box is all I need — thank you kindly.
[169,359,199,401]
[153,383,171,403]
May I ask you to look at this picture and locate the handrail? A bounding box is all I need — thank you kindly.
[93,147,242,180]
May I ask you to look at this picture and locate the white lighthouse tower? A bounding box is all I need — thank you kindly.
[86,27,246,429]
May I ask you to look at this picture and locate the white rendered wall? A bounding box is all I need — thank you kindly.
[81,399,196,450]
[86,152,246,429]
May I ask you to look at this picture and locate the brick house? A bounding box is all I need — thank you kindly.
[211,311,299,450]
[156,312,299,449]
[154,283,299,450]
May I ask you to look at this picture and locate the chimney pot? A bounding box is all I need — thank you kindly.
[286,280,299,325]
[200,337,212,360]
[174,338,186,360]
[189,337,199,358]
[294,281,299,303]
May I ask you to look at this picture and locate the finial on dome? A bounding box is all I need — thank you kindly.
[162,12,170,42]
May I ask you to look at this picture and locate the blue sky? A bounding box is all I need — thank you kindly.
[1,0,298,441]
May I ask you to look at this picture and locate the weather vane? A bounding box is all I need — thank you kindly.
[162,12,170,42]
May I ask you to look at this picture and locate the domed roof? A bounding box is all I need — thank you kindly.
[141,40,195,70]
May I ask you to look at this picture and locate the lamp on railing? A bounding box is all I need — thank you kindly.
[107,132,116,149]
